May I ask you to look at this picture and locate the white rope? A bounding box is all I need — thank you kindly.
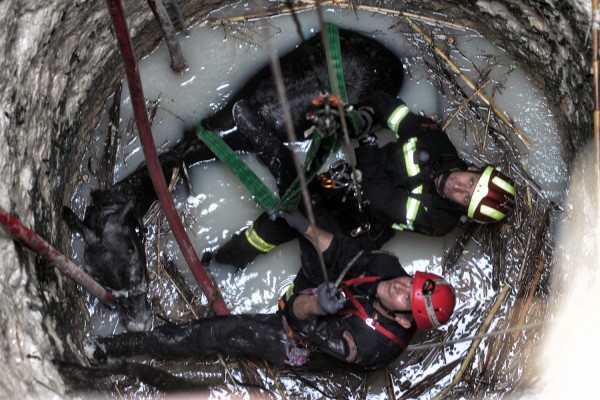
[407,320,546,351]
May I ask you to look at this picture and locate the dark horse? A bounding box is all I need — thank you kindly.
[64,28,403,332]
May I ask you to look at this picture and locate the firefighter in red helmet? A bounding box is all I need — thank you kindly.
[411,271,456,330]
[88,208,456,372]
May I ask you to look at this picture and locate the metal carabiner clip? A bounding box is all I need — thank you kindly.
[351,223,371,237]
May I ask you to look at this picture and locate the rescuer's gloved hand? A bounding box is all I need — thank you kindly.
[280,210,310,234]
[317,282,344,315]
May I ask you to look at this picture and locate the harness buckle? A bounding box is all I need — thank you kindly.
[365,317,376,330]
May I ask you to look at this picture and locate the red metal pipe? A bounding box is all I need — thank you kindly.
[106,0,230,315]
[0,206,116,307]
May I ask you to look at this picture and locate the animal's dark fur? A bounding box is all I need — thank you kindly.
[204,28,404,140]
[63,190,151,332]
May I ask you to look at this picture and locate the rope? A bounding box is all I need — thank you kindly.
[407,320,546,351]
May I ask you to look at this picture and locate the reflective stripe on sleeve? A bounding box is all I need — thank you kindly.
[403,137,420,177]
[244,224,275,253]
[392,185,423,232]
[387,104,410,136]
[391,137,423,232]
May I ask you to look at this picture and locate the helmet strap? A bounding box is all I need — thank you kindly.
[374,295,412,318]
[435,172,450,197]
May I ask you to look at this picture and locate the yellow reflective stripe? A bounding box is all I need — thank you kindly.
[403,138,420,177]
[405,196,421,225]
[468,167,493,218]
[283,282,295,301]
[387,104,410,136]
[244,224,275,253]
[492,176,516,195]
[479,204,505,221]
[391,223,405,231]
[392,186,423,232]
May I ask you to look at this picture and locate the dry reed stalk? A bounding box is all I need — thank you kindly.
[147,0,188,72]
[359,375,368,400]
[483,86,497,152]
[403,15,531,148]
[384,366,396,400]
[442,79,491,131]
[161,261,200,319]
[442,223,481,273]
[512,254,546,340]
[78,296,91,323]
[433,284,511,400]
[209,2,467,30]
[102,84,122,188]
[399,359,461,399]
[516,223,534,285]
[217,354,243,391]
[260,360,286,399]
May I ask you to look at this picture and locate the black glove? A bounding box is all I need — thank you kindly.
[280,210,309,234]
[317,282,344,315]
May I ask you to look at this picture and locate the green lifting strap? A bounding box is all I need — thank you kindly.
[275,132,338,212]
[324,22,364,139]
[195,124,279,211]
[326,22,348,102]
[195,22,361,215]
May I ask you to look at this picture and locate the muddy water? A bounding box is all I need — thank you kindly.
[67,5,569,397]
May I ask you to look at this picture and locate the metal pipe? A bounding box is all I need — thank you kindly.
[106,0,230,315]
[0,206,116,307]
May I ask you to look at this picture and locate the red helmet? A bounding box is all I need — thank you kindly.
[467,166,516,224]
[411,271,456,330]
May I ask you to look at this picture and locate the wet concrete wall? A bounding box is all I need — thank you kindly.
[0,0,591,397]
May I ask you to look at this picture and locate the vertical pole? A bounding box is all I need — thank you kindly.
[105,0,230,315]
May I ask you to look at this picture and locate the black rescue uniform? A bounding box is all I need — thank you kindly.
[93,100,416,370]
[93,209,415,371]
[351,91,468,237]
[215,92,468,268]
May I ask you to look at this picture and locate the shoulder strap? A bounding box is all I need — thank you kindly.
[339,278,406,348]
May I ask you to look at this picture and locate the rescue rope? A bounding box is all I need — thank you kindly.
[406,320,545,351]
